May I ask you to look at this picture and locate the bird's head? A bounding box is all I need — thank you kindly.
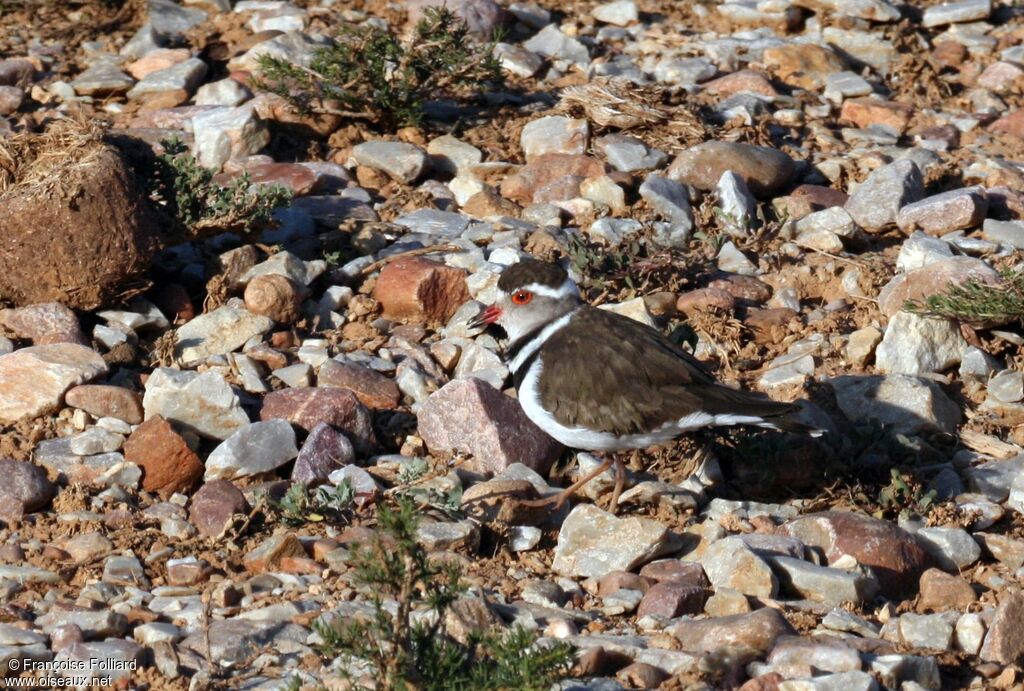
[468,259,582,342]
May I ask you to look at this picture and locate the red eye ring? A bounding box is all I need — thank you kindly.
[511,290,533,305]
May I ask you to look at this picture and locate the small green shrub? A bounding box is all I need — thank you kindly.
[272,480,356,526]
[904,267,1024,324]
[152,137,291,234]
[313,499,576,690]
[252,7,503,131]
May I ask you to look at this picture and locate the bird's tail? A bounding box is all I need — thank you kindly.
[698,385,826,437]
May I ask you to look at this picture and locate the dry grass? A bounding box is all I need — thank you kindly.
[0,116,107,195]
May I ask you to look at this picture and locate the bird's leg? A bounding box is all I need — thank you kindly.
[522,455,615,510]
[607,456,626,514]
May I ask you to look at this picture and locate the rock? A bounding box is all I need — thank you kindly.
[956,612,986,656]
[767,636,864,677]
[875,312,967,375]
[762,43,845,90]
[839,97,914,133]
[830,374,961,435]
[918,568,976,611]
[65,385,144,424]
[983,219,1024,249]
[595,134,667,172]
[417,520,479,552]
[127,57,207,102]
[844,160,924,232]
[915,526,980,572]
[292,422,354,486]
[523,25,589,67]
[0,303,86,345]
[318,359,401,409]
[592,0,637,25]
[667,141,795,198]
[845,327,882,368]
[989,370,1024,403]
[0,459,54,521]
[405,0,507,35]
[717,171,758,237]
[698,537,778,598]
[373,257,469,324]
[877,257,1003,320]
[417,378,563,476]
[778,511,932,598]
[143,368,249,440]
[243,274,303,324]
[71,60,134,97]
[205,419,298,480]
[552,504,669,578]
[191,104,270,171]
[671,608,795,655]
[896,187,988,235]
[500,153,606,205]
[637,581,705,618]
[189,480,250,537]
[427,135,482,175]
[979,592,1024,665]
[243,533,307,574]
[195,78,251,106]
[352,141,429,183]
[0,344,107,424]
[521,116,589,161]
[769,555,878,605]
[174,305,273,364]
[123,416,204,497]
[639,175,694,247]
[259,387,376,454]
[149,0,207,38]
[493,42,544,77]
[922,0,991,27]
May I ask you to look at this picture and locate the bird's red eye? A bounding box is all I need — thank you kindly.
[511,290,533,305]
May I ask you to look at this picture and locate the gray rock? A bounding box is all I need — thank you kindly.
[181,619,308,667]
[830,374,961,435]
[127,57,207,99]
[229,31,323,72]
[36,607,127,637]
[417,520,479,552]
[899,612,957,650]
[697,537,777,598]
[982,219,1024,249]
[71,60,135,97]
[191,104,270,171]
[989,369,1024,403]
[717,241,758,276]
[149,0,207,38]
[103,554,148,587]
[174,305,273,364]
[875,312,967,376]
[639,175,693,247]
[194,77,251,106]
[493,43,544,78]
[821,608,881,637]
[523,25,589,67]
[596,134,667,172]
[896,187,987,236]
[205,419,298,480]
[553,504,669,578]
[0,344,107,424]
[767,636,863,678]
[54,640,144,683]
[844,160,924,231]
[521,115,588,161]
[0,459,54,520]
[716,171,757,238]
[142,368,249,440]
[69,428,124,455]
[922,0,991,27]
[393,209,471,238]
[915,526,981,571]
[896,231,955,272]
[427,135,482,175]
[769,555,878,605]
[352,141,428,183]
[867,654,940,690]
[962,454,1024,503]
[592,0,637,25]
[955,612,986,655]
[824,71,873,102]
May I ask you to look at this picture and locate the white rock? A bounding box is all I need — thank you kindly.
[520,115,588,161]
[205,419,298,480]
[142,368,249,440]
[191,104,270,171]
[875,312,967,375]
[592,0,637,26]
[174,305,273,364]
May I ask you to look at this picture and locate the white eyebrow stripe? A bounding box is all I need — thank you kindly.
[521,279,579,299]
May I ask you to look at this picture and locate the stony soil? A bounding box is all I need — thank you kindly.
[0,0,1023,689]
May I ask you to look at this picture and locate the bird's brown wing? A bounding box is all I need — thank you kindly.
[537,306,799,436]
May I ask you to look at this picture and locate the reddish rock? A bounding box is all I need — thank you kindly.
[840,98,915,133]
[460,479,547,526]
[244,274,304,324]
[977,61,1024,94]
[738,673,786,691]
[877,257,1002,319]
[791,184,849,209]
[317,360,401,409]
[762,43,844,90]
[243,533,307,574]
[499,153,607,205]
[0,303,86,345]
[980,592,1024,665]
[777,511,933,598]
[667,141,794,198]
[292,422,355,486]
[167,558,212,586]
[918,568,976,611]
[671,608,794,655]
[417,378,563,476]
[0,459,54,522]
[702,70,777,97]
[123,416,204,498]
[637,582,706,618]
[65,385,144,424]
[148,283,195,323]
[930,41,966,68]
[708,275,773,303]
[616,662,670,689]
[215,162,321,196]
[896,187,988,236]
[189,480,250,538]
[597,571,654,597]
[639,559,709,587]
[127,49,190,79]
[532,175,584,204]
[259,387,377,454]
[461,187,521,219]
[373,257,469,324]
[990,110,1024,139]
[676,287,736,316]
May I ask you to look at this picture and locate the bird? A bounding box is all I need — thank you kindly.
[468,258,818,512]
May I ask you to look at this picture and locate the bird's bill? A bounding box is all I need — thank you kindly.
[468,304,502,329]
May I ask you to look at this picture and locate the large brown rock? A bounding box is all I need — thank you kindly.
[0,459,54,522]
[373,257,469,324]
[189,480,250,537]
[877,257,1004,322]
[0,132,163,310]
[259,387,377,454]
[499,153,607,205]
[667,142,795,198]
[777,511,933,598]
[317,359,401,409]
[0,303,86,345]
[123,416,204,498]
[417,378,563,475]
[0,343,107,424]
[671,608,795,655]
[65,385,144,424]
[980,591,1024,665]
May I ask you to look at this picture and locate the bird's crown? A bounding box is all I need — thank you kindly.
[497,258,570,293]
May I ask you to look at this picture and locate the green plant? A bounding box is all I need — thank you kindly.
[313,499,575,690]
[904,267,1024,324]
[272,480,356,526]
[253,7,503,131]
[877,467,937,521]
[152,137,291,234]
